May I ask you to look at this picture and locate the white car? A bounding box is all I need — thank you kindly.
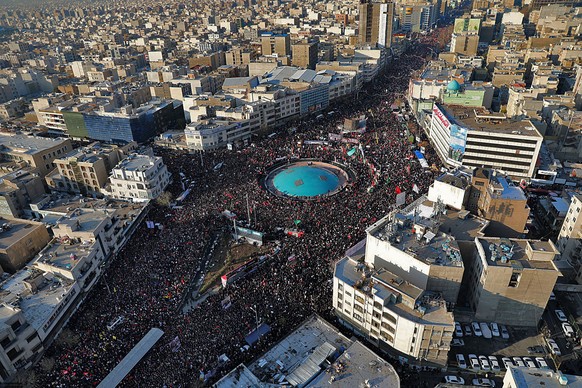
[502,357,513,370]
[489,355,501,371]
[547,338,562,356]
[456,353,467,369]
[455,322,463,337]
[523,357,537,368]
[479,355,491,371]
[562,322,575,337]
[444,376,465,385]
[550,292,556,301]
[473,378,496,387]
[500,325,510,339]
[555,309,568,322]
[536,357,549,369]
[472,322,483,337]
[469,354,480,370]
[451,339,465,347]
[480,322,492,339]
[491,323,500,337]
[513,357,525,367]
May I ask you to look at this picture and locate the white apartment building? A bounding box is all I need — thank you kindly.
[557,194,582,272]
[108,154,171,202]
[185,118,252,151]
[429,103,543,179]
[333,200,462,366]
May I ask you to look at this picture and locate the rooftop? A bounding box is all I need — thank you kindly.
[438,104,543,137]
[0,268,74,330]
[367,211,464,268]
[0,219,44,251]
[306,341,400,388]
[34,237,95,273]
[477,237,559,271]
[506,366,582,387]
[247,315,352,386]
[114,154,158,172]
[0,134,69,155]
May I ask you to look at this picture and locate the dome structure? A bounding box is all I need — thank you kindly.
[447,80,461,92]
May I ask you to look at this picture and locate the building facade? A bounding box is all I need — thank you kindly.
[108,154,171,202]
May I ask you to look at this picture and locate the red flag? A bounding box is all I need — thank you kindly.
[395,186,402,194]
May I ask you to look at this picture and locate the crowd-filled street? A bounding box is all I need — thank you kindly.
[34,37,444,387]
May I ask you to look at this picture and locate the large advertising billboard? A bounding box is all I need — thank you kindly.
[449,124,468,162]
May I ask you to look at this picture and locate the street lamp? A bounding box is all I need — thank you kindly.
[250,305,259,332]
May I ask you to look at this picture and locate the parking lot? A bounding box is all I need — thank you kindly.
[446,320,554,383]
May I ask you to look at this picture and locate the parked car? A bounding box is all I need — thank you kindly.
[550,292,556,301]
[491,323,500,337]
[464,324,472,336]
[469,354,480,370]
[547,338,562,356]
[451,339,465,347]
[479,355,491,371]
[444,376,465,385]
[500,325,510,339]
[513,357,526,367]
[536,357,549,369]
[562,322,575,337]
[480,323,492,339]
[501,357,513,370]
[555,309,568,322]
[455,322,463,337]
[472,322,483,337]
[523,357,537,368]
[472,378,496,387]
[489,355,501,371]
[456,354,467,369]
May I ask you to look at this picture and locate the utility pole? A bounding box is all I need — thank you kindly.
[246,194,251,226]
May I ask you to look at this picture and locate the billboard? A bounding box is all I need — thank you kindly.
[449,124,468,162]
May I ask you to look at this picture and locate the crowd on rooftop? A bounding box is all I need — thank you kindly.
[35,37,442,387]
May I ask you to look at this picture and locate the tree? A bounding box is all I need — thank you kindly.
[156,191,173,207]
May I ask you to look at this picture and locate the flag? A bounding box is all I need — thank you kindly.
[413,184,420,194]
[294,220,301,226]
[395,186,402,194]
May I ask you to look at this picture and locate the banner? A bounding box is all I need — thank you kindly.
[396,191,407,206]
[329,133,343,141]
[341,138,359,144]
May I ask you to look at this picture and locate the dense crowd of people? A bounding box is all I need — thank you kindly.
[35,37,443,387]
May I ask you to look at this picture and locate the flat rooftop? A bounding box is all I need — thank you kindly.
[306,341,400,388]
[439,210,489,241]
[34,237,95,273]
[0,134,68,155]
[369,215,463,268]
[247,315,353,386]
[0,219,43,251]
[0,268,74,330]
[477,238,559,271]
[114,155,157,172]
[439,104,543,137]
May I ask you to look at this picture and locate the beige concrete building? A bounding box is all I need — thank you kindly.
[292,41,318,70]
[261,34,290,57]
[46,142,136,197]
[467,237,560,326]
[0,169,46,218]
[468,169,530,237]
[358,0,394,48]
[450,34,479,56]
[0,218,50,273]
[0,134,72,178]
[225,48,256,66]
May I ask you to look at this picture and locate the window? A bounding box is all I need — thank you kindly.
[337,302,342,310]
[0,337,10,348]
[6,348,19,361]
[353,313,363,322]
[26,333,37,343]
[354,304,364,313]
[355,295,365,304]
[508,271,521,288]
[337,293,343,300]
[10,321,20,331]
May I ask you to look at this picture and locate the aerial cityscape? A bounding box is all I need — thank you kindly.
[0,0,580,387]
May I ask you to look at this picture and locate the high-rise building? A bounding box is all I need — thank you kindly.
[292,41,319,70]
[260,34,291,57]
[358,0,394,48]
